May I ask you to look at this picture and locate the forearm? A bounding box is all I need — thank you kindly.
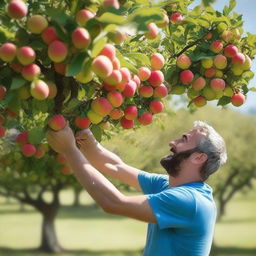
[79,136,123,172]
[64,147,125,211]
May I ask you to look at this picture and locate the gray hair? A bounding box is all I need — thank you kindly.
[193,121,227,180]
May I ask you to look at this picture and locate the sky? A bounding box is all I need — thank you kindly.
[189,0,256,114]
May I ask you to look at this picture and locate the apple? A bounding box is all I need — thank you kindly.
[48,40,68,63]
[153,84,168,98]
[112,57,121,70]
[210,40,223,53]
[0,126,5,138]
[7,0,27,19]
[47,82,57,99]
[103,0,120,9]
[76,9,95,26]
[224,45,239,58]
[48,114,66,131]
[210,78,225,91]
[145,23,158,39]
[122,80,137,97]
[170,85,186,95]
[42,26,59,44]
[176,55,191,69]
[170,12,184,24]
[241,55,252,70]
[75,116,91,129]
[124,105,138,120]
[27,15,48,34]
[157,13,169,28]
[148,70,164,87]
[87,110,103,124]
[107,91,123,107]
[138,67,151,81]
[204,32,212,40]
[72,27,91,49]
[231,66,243,76]
[30,80,49,100]
[0,43,17,62]
[109,109,123,120]
[17,46,36,65]
[149,100,164,113]
[214,55,227,70]
[120,67,131,83]
[139,85,154,98]
[16,131,28,145]
[54,62,67,75]
[108,30,126,44]
[104,69,122,85]
[193,96,207,107]
[204,68,216,78]
[34,145,45,159]
[99,44,116,61]
[223,87,234,97]
[187,88,199,99]
[92,55,113,79]
[120,117,134,129]
[22,64,41,81]
[201,58,213,69]
[91,97,112,116]
[180,70,194,84]
[151,53,165,70]
[22,144,36,157]
[231,93,245,107]
[132,75,141,88]
[138,112,153,125]
[232,53,246,66]
[0,85,7,100]
[192,77,206,91]
[202,87,216,100]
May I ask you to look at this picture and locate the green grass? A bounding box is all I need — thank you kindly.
[0,188,256,256]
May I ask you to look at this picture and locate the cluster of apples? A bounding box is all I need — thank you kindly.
[170,28,250,108]
[15,131,46,158]
[77,49,167,129]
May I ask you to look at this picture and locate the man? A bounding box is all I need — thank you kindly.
[46,120,227,256]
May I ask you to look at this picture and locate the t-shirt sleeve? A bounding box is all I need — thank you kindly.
[147,187,195,229]
[138,171,169,194]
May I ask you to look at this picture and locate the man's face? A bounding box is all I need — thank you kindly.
[160,129,205,177]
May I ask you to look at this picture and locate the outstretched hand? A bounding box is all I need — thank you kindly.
[46,122,77,155]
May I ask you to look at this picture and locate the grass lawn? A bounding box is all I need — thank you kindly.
[0,188,256,256]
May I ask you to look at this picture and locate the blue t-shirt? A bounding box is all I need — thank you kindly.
[138,171,216,256]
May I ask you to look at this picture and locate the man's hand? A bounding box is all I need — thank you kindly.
[46,123,77,155]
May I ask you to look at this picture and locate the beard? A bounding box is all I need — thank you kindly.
[160,147,199,177]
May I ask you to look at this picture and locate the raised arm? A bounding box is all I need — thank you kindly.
[75,129,142,190]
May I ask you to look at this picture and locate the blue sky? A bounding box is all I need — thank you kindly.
[189,0,256,113]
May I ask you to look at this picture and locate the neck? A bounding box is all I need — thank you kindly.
[168,169,203,187]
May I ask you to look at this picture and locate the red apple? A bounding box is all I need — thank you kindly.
[48,40,68,63]
[124,105,138,120]
[180,70,194,84]
[75,116,91,129]
[107,91,123,107]
[120,117,134,129]
[7,0,27,20]
[92,55,113,79]
[224,45,239,58]
[22,144,36,157]
[176,55,191,69]
[149,100,164,113]
[16,131,29,145]
[91,97,113,116]
[48,114,66,131]
[231,93,245,107]
[30,80,49,100]
[27,15,48,34]
[72,27,91,49]
[0,43,17,62]
[137,112,153,125]
[139,85,153,98]
[153,84,168,98]
[170,12,184,24]
[122,80,137,97]
[148,70,164,87]
[42,26,59,44]
[17,46,36,65]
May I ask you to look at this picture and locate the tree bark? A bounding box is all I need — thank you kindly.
[73,188,81,207]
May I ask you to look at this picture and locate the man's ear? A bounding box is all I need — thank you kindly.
[191,152,208,165]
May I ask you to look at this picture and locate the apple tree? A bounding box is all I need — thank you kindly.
[0,0,256,252]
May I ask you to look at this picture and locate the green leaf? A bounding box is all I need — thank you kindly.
[29,128,45,145]
[91,124,102,142]
[97,12,126,25]
[116,51,137,74]
[66,52,88,77]
[29,41,47,51]
[217,96,231,106]
[62,98,81,115]
[10,77,27,90]
[125,53,150,66]
[91,37,108,58]
[242,85,249,94]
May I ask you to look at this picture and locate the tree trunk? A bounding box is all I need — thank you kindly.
[73,189,81,207]
[38,205,63,253]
